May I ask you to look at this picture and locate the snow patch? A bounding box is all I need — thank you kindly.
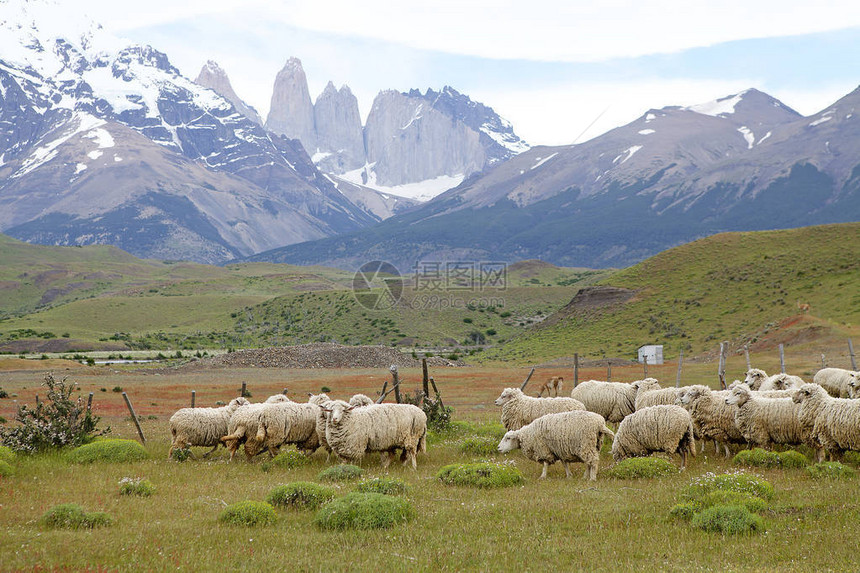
[311,150,332,163]
[84,127,114,149]
[74,163,87,174]
[737,126,755,149]
[340,163,463,202]
[757,131,772,145]
[638,129,655,135]
[687,91,747,117]
[530,152,558,170]
[401,104,423,130]
[809,112,834,127]
[87,149,103,160]
[645,113,656,123]
[480,122,529,154]
[612,145,642,166]
[11,112,104,178]
[113,155,122,162]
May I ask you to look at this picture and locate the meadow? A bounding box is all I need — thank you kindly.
[1,354,858,572]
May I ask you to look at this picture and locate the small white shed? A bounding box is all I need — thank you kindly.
[638,345,663,365]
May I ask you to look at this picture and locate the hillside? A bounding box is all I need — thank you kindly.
[486,223,860,363]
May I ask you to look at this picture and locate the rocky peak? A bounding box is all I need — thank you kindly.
[195,59,262,125]
[312,80,365,172]
[266,57,316,151]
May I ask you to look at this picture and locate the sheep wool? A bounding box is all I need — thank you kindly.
[324,401,427,469]
[494,387,585,431]
[813,368,859,398]
[220,394,291,462]
[725,383,807,451]
[168,397,250,459]
[677,385,743,458]
[498,410,614,480]
[635,387,683,411]
[316,394,375,457]
[255,393,329,457]
[793,383,860,460]
[570,378,661,423]
[611,405,696,468]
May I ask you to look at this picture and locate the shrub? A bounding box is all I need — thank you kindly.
[0,374,108,454]
[683,471,774,501]
[457,436,499,456]
[806,462,856,480]
[320,386,332,393]
[112,386,122,393]
[266,482,336,510]
[262,450,312,472]
[218,500,277,527]
[436,462,524,488]
[0,445,15,464]
[606,457,679,479]
[777,450,810,468]
[118,477,155,497]
[732,448,809,469]
[355,477,408,496]
[40,503,112,529]
[314,492,413,531]
[66,439,149,464]
[669,502,699,521]
[0,459,14,477]
[170,447,191,462]
[0,388,8,399]
[699,490,768,514]
[691,505,765,535]
[318,464,364,483]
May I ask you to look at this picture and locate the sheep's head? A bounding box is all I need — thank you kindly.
[744,369,767,390]
[321,400,354,424]
[792,383,823,404]
[307,392,330,406]
[265,394,291,404]
[228,397,251,409]
[494,388,520,407]
[848,373,860,399]
[632,378,661,394]
[497,430,521,453]
[725,384,750,406]
[349,393,374,407]
[678,385,706,406]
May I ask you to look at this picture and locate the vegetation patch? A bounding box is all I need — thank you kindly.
[261,450,312,472]
[0,459,14,478]
[0,445,15,464]
[672,471,771,535]
[40,503,112,529]
[457,436,499,456]
[66,439,149,464]
[732,448,809,469]
[691,505,765,535]
[118,477,155,497]
[682,471,774,501]
[169,447,191,462]
[317,464,364,483]
[605,457,679,479]
[806,462,856,480]
[355,477,408,496]
[266,482,336,510]
[436,462,524,488]
[841,451,860,467]
[218,500,277,527]
[314,492,413,531]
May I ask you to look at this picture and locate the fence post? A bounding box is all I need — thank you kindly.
[240,381,247,398]
[191,390,196,408]
[821,354,826,369]
[422,358,430,398]
[87,392,93,412]
[122,392,146,445]
[779,344,785,373]
[744,344,751,371]
[283,388,289,396]
[607,364,612,382]
[675,350,684,388]
[573,353,579,388]
[643,356,649,378]
[718,342,727,390]
[520,367,536,391]
[849,339,857,370]
[390,365,402,403]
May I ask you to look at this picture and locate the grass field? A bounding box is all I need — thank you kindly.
[1,357,858,571]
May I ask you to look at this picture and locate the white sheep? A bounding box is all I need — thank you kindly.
[497,410,614,480]
[536,376,564,398]
[348,393,375,407]
[793,383,860,461]
[322,400,427,469]
[849,372,860,399]
[744,368,804,391]
[676,385,744,458]
[167,397,250,460]
[570,378,661,424]
[813,367,859,398]
[611,405,696,468]
[220,394,291,462]
[316,394,376,459]
[254,393,329,458]
[494,387,585,431]
[635,387,683,411]
[724,383,806,450]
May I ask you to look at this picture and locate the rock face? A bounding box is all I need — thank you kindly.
[266,57,316,149]
[313,82,365,172]
[194,60,262,125]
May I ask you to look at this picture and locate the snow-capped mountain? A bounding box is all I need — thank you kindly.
[0,0,378,263]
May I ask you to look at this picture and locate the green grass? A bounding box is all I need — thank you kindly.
[457,436,500,457]
[605,457,679,479]
[436,462,525,488]
[65,439,150,464]
[732,448,810,469]
[317,464,364,482]
[355,477,409,496]
[266,482,336,510]
[0,445,15,464]
[118,477,155,497]
[690,505,765,535]
[313,492,413,531]
[261,450,313,472]
[39,503,112,529]
[806,462,856,479]
[0,459,14,477]
[218,500,277,527]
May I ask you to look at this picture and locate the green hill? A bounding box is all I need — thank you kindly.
[486,223,860,363]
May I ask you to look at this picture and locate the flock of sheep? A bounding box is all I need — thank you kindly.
[495,366,860,479]
[166,366,859,479]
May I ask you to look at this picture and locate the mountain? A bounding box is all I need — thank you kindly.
[312,81,365,173]
[194,60,262,125]
[266,57,316,150]
[243,87,860,271]
[0,0,377,263]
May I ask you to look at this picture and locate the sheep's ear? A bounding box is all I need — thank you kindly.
[346,405,355,411]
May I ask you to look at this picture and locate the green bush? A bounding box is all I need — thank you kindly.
[0,459,14,477]
[732,448,809,469]
[218,500,277,527]
[0,445,15,464]
[668,502,699,521]
[806,462,856,480]
[314,492,413,531]
[266,482,336,510]
[66,439,149,464]
[262,450,312,472]
[457,436,499,456]
[683,471,774,501]
[777,450,810,468]
[318,464,364,483]
[436,462,524,488]
[40,503,112,529]
[118,477,155,497]
[355,477,408,496]
[170,447,191,462]
[606,457,679,479]
[842,451,860,467]
[699,490,768,514]
[691,505,765,535]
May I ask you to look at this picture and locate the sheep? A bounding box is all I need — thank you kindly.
[849,372,860,399]
[728,380,792,398]
[494,387,585,431]
[813,367,859,398]
[167,397,250,460]
[744,368,804,391]
[569,378,661,424]
[724,383,807,451]
[220,394,291,462]
[497,410,614,480]
[316,394,376,460]
[254,393,330,458]
[676,385,744,458]
[536,376,564,398]
[610,405,696,469]
[793,383,860,461]
[348,393,375,407]
[743,369,768,390]
[635,387,684,411]
[322,400,427,469]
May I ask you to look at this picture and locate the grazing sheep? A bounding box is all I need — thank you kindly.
[220,394,291,462]
[611,405,696,469]
[813,368,859,398]
[724,383,806,451]
[316,394,375,460]
[848,373,860,399]
[793,383,860,461]
[322,400,427,469]
[498,410,614,480]
[254,393,329,458]
[635,387,684,411]
[167,397,250,460]
[494,387,585,431]
[570,378,661,424]
[676,385,744,458]
[536,376,564,398]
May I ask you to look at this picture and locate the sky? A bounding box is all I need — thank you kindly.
[70,0,860,146]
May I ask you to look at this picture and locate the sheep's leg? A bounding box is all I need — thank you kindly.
[722,443,731,459]
[539,461,549,479]
[380,451,392,469]
[201,444,219,458]
[680,450,687,470]
[585,462,597,481]
[167,443,176,461]
[563,462,572,479]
